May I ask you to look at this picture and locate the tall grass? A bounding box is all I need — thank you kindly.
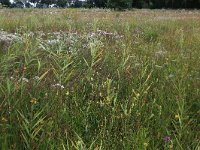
[0,9,199,149]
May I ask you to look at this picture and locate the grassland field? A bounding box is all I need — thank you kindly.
[0,8,199,150]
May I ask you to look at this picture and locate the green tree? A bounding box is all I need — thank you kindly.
[29,0,40,3]
[40,0,56,5]
[85,0,95,8]
[107,0,132,9]
[57,0,67,7]
[0,0,11,6]
[94,0,107,7]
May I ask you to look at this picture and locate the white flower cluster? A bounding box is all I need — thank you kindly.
[97,29,124,39]
[51,83,65,89]
[0,31,22,45]
[9,76,66,90]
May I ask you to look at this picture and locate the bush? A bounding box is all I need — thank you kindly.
[107,0,132,10]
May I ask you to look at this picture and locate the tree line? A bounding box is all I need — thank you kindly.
[1,0,200,9]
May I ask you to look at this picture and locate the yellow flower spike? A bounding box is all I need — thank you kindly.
[30,98,38,105]
[169,144,173,149]
[91,77,94,81]
[175,114,180,119]
[144,142,148,147]
[66,91,70,96]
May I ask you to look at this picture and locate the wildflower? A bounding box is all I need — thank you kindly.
[52,83,65,89]
[2,117,8,122]
[33,76,40,80]
[175,114,180,119]
[30,98,38,105]
[22,77,29,83]
[45,93,48,97]
[164,136,171,142]
[47,39,59,45]
[169,144,173,149]
[23,66,27,71]
[10,76,15,80]
[168,74,174,78]
[66,91,70,96]
[144,142,148,147]
[155,50,166,58]
[99,92,103,97]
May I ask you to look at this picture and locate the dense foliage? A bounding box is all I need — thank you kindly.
[1,0,200,8]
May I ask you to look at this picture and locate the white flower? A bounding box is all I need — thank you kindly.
[52,83,65,89]
[10,76,15,80]
[168,74,174,78]
[33,76,40,80]
[47,39,59,45]
[155,50,166,58]
[22,77,29,83]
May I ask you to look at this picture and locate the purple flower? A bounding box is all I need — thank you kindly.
[164,136,171,142]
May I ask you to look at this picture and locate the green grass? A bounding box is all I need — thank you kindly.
[0,9,199,150]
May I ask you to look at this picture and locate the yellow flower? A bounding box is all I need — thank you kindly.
[169,144,173,149]
[2,117,8,122]
[144,142,148,147]
[45,93,48,97]
[66,91,70,96]
[30,98,38,104]
[175,114,180,119]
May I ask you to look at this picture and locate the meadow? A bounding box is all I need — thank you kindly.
[0,9,199,149]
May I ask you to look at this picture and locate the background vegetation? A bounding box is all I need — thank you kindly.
[1,0,200,9]
[0,9,200,150]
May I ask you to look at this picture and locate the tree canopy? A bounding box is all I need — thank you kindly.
[1,0,200,9]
